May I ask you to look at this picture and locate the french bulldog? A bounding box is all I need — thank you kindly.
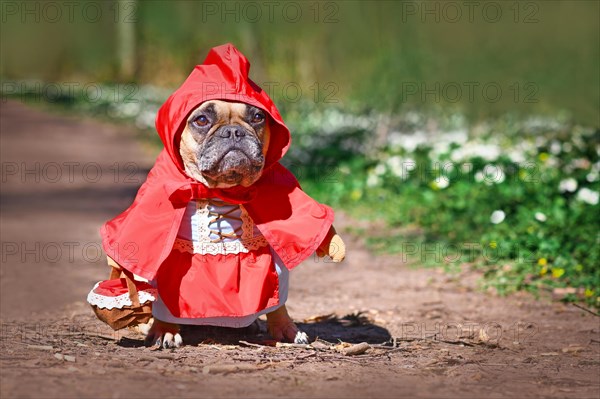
[143,100,345,348]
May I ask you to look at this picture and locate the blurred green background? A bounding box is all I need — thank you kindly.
[1,0,598,124]
[2,0,599,305]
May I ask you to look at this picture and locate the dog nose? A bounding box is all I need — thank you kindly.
[219,126,246,140]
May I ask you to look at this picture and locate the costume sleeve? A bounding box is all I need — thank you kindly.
[244,163,334,270]
[100,151,183,280]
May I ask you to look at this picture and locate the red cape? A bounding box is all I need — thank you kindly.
[101,44,334,281]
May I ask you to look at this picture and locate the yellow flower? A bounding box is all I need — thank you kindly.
[518,170,527,180]
[489,241,497,249]
[551,268,565,278]
[584,289,594,298]
[350,189,363,201]
[538,152,549,162]
[539,266,548,276]
[537,258,547,266]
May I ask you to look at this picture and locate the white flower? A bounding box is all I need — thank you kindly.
[586,172,599,183]
[550,140,562,155]
[366,173,381,188]
[441,161,455,173]
[576,188,599,205]
[481,164,505,185]
[433,177,450,189]
[450,143,501,163]
[507,150,526,163]
[385,156,416,180]
[392,131,428,153]
[404,158,417,171]
[534,212,547,222]
[374,163,386,176]
[490,210,506,224]
[475,171,485,183]
[386,155,404,170]
[559,178,578,193]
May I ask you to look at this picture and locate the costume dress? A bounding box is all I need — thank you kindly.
[99,44,334,326]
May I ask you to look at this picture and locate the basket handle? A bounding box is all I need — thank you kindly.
[107,256,122,279]
[106,256,141,307]
[122,269,142,308]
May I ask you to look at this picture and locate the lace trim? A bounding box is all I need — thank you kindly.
[87,282,157,310]
[175,199,269,255]
[173,236,268,255]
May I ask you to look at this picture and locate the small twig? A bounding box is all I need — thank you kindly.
[572,303,600,317]
[437,339,477,347]
[295,352,317,361]
[231,356,260,362]
[238,340,264,348]
[56,331,120,341]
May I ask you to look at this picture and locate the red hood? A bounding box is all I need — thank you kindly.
[156,43,291,173]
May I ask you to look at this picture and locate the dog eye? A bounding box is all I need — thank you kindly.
[251,112,265,123]
[193,115,209,127]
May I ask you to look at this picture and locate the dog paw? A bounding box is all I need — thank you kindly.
[266,305,310,343]
[294,331,309,344]
[144,319,182,349]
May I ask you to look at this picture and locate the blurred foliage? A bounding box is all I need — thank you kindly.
[296,105,600,307]
[1,0,599,125]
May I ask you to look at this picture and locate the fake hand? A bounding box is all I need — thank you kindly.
[316,226,346,262]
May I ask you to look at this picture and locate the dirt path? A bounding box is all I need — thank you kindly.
[1,101,599,399]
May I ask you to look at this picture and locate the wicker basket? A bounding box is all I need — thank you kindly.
[87,259,156,330]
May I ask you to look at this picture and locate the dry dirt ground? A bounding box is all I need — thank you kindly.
[1,101,599,399]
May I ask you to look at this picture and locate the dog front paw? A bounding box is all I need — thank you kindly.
[144,319,182,349]
[293,331,309,344]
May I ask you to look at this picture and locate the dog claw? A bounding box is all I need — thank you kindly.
[163,333,173,349]
[162,332,182,349]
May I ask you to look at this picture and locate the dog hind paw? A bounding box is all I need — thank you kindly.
[144,320,182,349]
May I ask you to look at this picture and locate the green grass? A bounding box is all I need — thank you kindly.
[297,117,599,308]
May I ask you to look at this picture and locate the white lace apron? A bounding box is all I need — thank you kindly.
[151,199,289,327]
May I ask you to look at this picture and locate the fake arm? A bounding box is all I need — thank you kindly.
[316,226,346,262]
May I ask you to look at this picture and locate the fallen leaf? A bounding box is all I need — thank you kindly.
[478,329,490,343]
[303,314,336,323]
[342,342,371,356]
[202,363,269,374]
[562,345,585,354]
[334,342,352,352]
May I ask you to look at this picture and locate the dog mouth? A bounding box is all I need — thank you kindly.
[200,148,264,184]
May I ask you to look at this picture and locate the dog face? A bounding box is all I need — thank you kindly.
[180,100,270,188]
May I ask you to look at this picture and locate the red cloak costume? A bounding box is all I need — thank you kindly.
[101,44,334,319]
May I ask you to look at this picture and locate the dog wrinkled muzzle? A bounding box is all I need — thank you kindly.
[200,126,264,185]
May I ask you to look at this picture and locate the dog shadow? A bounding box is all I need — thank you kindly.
[117,312,391,348]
